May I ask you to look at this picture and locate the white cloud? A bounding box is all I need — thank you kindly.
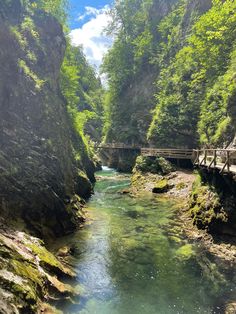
[70,5,113,70]
[77,6,100,21]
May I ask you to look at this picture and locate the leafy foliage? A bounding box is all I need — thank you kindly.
[134,155,174,175]
[60,42,104,155]
[101,0,171,144]
[198,49,236,146]
[103,0,236,148]
[23,0,68,24]
[148,0,236,147]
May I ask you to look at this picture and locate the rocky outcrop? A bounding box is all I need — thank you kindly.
[0,1,94,238]
[0,218,80,314]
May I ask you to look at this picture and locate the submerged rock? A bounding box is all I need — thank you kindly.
[175,244,194,260]
[120,189,130,194]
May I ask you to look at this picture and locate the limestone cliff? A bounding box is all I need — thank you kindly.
[0,1,94,237]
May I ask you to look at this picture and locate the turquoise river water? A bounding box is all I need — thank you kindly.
[54,167,235,314]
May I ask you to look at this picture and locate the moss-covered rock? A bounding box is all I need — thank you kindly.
[0,220,79,313]
[152,179,169,193]
[27,242,76,278]
[189,174,228,230]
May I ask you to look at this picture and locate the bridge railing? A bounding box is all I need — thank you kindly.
[194,149,236,173]
[141,148,194,160]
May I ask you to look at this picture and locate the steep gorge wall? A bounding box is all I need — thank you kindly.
[105,69,156,145]
[0,1,94,238]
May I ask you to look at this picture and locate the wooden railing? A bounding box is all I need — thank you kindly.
[141,148,194,160]
[194,149,236,174]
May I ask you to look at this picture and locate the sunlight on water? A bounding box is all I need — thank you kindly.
[101,166,113,171]
[55,169,233,314]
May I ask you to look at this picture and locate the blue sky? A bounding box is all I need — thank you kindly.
[68,0,113,70]
[69,0,111,29]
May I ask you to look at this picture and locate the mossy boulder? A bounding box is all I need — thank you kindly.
[152,179,169,193]
[26,242,76,278]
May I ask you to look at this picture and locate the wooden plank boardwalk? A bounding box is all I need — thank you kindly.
[97,144,236,175]
[194,149,236,175]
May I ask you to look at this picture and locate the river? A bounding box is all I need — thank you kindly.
[54,167,233,314]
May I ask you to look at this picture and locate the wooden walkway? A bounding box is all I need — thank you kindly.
[194,149,236,175]
[97,144,236,175]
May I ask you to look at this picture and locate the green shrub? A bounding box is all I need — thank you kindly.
[134,155,174,175]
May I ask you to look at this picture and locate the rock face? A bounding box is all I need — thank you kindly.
[0,1,93,238]
[190,171,236,235]
[105,71,157,145]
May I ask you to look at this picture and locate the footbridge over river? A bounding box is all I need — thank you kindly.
[97,143,236,175]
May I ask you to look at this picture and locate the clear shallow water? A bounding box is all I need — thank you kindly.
[55,167,233,314]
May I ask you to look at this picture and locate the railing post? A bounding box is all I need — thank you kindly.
[214,150,217,167]
[220,150,230,174]
[200,150,207,166]
[208,150,216,169]
[204,150,207,165]
[193,150,199,164]
[227,151,230,172]
[197,150,200,164]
